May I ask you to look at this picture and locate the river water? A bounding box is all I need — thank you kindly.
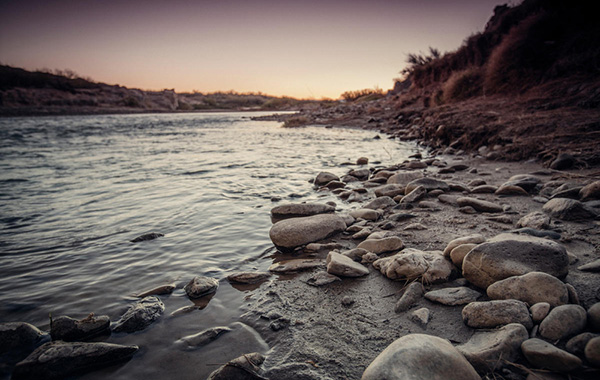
[0,112,416,379]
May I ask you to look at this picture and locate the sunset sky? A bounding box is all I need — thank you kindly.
[0,0,509,99]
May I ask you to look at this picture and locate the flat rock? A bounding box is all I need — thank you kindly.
[443,234,486,256]
[306,271,342,286]
[130,232,164,243]
[135,283,176,297]
[457,323,529,373]
[539,305,587,341]
[450,244,477,268]
[269,214,347,249]
[0,322,49,356]
[462,300,533,329]
[374,184,405,198]
[112,296,165,333]
[184,276,219,299]
[405,177,450,194]
[363,196,396,210]
[326,251,369,277]
[521,338,582,372]
[543,198,598,221]
[580,181,600,201]
[584,336,600,367]
[438,194,459,205]
[176,326,231,349]
[517,211,551,230]
[462,234,569,289]
[424,287,482,306]
[12,341,138,380]
[361,334,480,380]
[270,203,335,218]
[386,171,423,186]
[373,248,455,284]
[349,208,381,221]
[268,259,324,273]
[357,236,404,254]
[50,314,110,342]
[457,197,503,213]
[314,172,339,186]
[395,282,424,313]
[207,352,266,380]
[487,272,569,307]
[227,272,271,284]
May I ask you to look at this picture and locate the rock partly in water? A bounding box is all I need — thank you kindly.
[270,203,335,218]
[227,272,271,284]
[462,234,569,289]
[314,172,339,186]
[184,276,219,299]
[326,251,369,277]
[456,197,503,213]
[457,323,529,373]
[462,300,533,329]
[269,214,346,249]
[175,326,231,349]
[0,322,50,363]
[50,314,110,342]
[135,283,176,297]
[207,352,266,380]
[565,332,598,357]
[130,232,164,243]
[395,282,424,313]
[373,248,455,284]
[361,334,480,380]
[521,338,582,372]
[12,341,139,380]
[543,198,598,221]
[424,287,482,306]
[487,272,569,307]
[357,236,404,254]
[539,304,587,341]
[112,296,165,333]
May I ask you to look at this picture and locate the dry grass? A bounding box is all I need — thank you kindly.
[282,115,310,128]
[441,67,483,103]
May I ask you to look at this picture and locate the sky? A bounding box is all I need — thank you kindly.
[0,0,511,99]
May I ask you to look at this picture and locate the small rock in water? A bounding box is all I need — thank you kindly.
[207,352,266,380]
[269,214,347,249]
[395,282,424,313]
[12,341,139,380]
[184,276,219,299]
[314,172,339,186]
[356,157,369,165]
[306,271,341,286]
[175,326,231,349]
[424,287,482,306]
[130,232,164,243]
[227,272,271,284]
[50,313,110,342]
[521,338,582,372]
[135,283,176,297]
[112,296,165,333]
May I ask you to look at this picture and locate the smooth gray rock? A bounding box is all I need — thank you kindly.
[12,341,138,380]
[521,338,582,372]
[361,334,480,380]
[405,177,450,194]
[443,234,486,256]
[395,282,424,313]
[565,332,598,357]
[0,322,49,356]
[543,198,598,221]
[50,314,110,342]
[268,259,324,273]
[450,244,477,268]
[270,203,335,218]
[176,326,231,349]
[531,302,551,324]
[456,197,503,213]
[487,272,569,307]
[326,251,369,277]
[589,303,600,332]
[462,300,533,329]
[357,236,404,254]
[425,287,482,306]
[112,296,164,333]
[269,214,347,249]
[207,352,266,380]
[457,323,529,373]
[184,276,219,299]
[227,272,271,284]
[585,337,600,367]
[373,248,455,284]
[539,305,587,341]
[462,235,569,289]
[364,196,396,210]
[517,211,551,230]
[314,172,339,186]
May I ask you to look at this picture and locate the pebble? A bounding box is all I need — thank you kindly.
[374,184,405,198]
[486,272,569,307]
[462,299,533,329]
[349,168,370,180]
[349,208,381,221]
[269,214,347,249]
[457,197,503,213]
[424,287,482,306]
[131,232,164,243]
[326,251,369,277]
[471,185,497,193]
[268,259,324,273]
[521,338,582,372]
[405,177,450,194]
[135,283,176,297]
[184,276,219,299]
[539,304,587,341]
[176,326,231,349]
[410,308,430,326]
[226,272,271,284]
[113,297,165,333]
[207,352,265,380]
[357,157,369,165]
[495,185,529,196]
[395,282,424,313]
[362,334,480,380]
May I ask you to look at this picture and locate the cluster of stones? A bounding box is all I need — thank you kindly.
[266,158,600,379]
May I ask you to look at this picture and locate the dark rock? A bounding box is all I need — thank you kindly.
[12,341,138,380]
[269,259,324,273]
[521,338,582,372]
[511,228,561,240]
[184,276,219,299]
[585,337,600,367]
[543,198,598,221]
[207,352,266,380]
[349,168,370,180]
[580,181,600,201]
[566,332,598,357]
[314,172,339,186]
[462,300,533,329]
[135,283,176,297]
[405,177,450,194]
[502,175,542,193]
[0,322,49,356]
[357,157,369,165]
[176,326,231,349]
[131,232,164,243]
[550,153,576,170]
[50,314,110,342]
[589,303,600,332]
[112,296,164,333]
[357,236,404,254]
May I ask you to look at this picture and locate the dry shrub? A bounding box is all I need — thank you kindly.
[441,67,483,103]
[282,115,309,128]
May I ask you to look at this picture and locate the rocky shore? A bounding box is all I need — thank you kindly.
[2,137,600,379]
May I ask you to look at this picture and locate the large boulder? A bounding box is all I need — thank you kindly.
[11,341,138,380]
[462,234,569,289]
[269,214,346,249]
[457,323,529,373]
[50,314,110,342]
[539,305,587,341]
[361,334,480,380]
[462,300,533,329]
[112,296,164,333]
[487,272,569,307]
[270,203,335,218]
[521,338,582,372]
[326,251,369,277]
[373,248,455,284]
[543,198,598,221]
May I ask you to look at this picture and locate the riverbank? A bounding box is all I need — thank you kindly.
[233,149,600,379]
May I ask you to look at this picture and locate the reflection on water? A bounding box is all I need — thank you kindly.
[0,112,415,379]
